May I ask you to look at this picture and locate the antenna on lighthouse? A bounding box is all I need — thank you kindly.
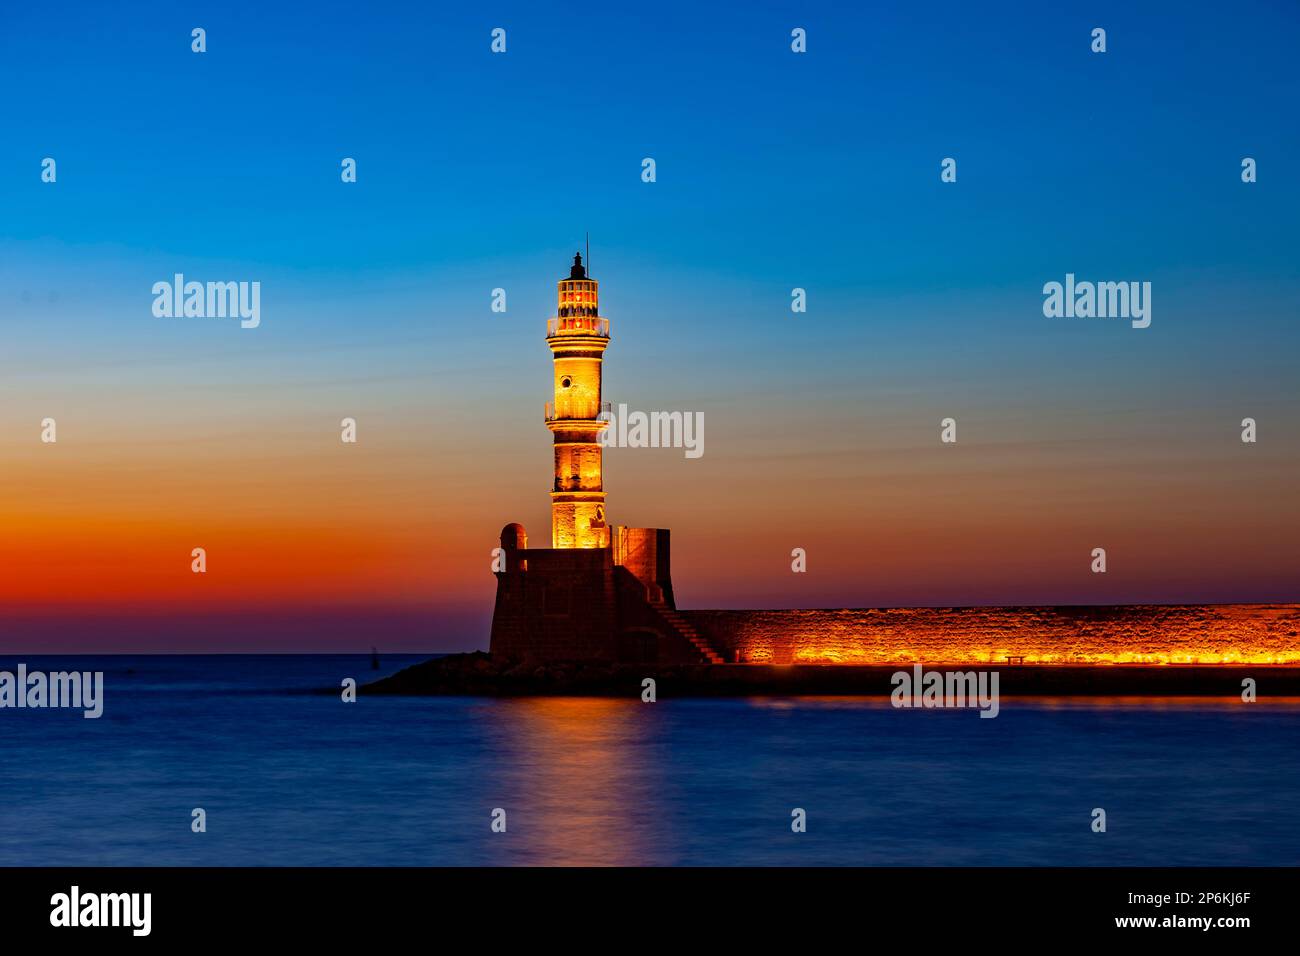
[586,232,590,276]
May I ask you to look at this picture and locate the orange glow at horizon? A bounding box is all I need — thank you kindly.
[0,432,494,612]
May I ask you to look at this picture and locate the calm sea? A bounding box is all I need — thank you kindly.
[0,654,1296,866]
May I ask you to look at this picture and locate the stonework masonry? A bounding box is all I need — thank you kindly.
[681,605,1300,665]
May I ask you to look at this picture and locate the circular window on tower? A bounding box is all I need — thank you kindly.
[560,377,572,389]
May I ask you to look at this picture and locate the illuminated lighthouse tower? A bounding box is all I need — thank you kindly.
[546,252,611,549]
[490,250,717,665]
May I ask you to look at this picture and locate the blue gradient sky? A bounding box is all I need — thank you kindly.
[2,1,1298,651]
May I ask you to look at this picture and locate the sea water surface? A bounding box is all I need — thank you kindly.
[0,655,1296,866]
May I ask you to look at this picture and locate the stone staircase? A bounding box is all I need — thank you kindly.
[648,596,726,664]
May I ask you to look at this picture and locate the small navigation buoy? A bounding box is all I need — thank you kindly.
[371,647,380,670]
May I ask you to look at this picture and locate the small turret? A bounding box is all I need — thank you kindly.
[500,523,528,551]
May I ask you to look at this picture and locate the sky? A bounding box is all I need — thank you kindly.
[2,1,1298,651]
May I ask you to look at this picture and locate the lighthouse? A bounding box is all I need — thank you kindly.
[489,251,718,664]
[546,252,611,548]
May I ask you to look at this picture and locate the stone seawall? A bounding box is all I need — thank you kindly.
[682,604,1300,665]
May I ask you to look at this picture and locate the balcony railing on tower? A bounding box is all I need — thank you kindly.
[545,401,612,423]
[547,316,609,337]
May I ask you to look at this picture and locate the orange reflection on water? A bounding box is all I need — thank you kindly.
[488,697,662,866]
[1009,694,1300,710]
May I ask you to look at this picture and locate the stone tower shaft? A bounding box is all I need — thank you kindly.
[546,252,610,548]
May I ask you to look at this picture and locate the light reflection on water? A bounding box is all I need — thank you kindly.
[1,656,1297,866]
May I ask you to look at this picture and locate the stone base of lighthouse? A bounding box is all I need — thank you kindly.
[489,523,724,664]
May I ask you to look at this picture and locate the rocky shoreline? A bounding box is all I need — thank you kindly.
[360,652,1300,698]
